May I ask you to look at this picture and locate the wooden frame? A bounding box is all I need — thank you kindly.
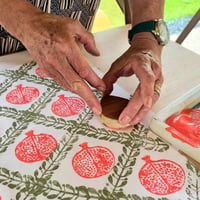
[176,9,200,44]
[115,0,131,24]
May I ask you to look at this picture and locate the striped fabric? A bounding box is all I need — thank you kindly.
[0,0,100,56]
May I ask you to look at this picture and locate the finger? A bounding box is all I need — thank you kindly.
[129,79,163,125]
[102,61,125,95]
[62,69,102,115]
[36,59,62,82]
[128,56,156,108]
[67,42,106,92]
[102,70,119,95]
[102,58,135,96]
[49,55,103,115]
[153,73,164,96]
[74,21,100,56]
[130,106,151,125]
[119,85,143,125]
[129,86,161,125]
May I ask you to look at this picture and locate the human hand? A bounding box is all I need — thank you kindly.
[103,33,164,125]
[21,12,105,115]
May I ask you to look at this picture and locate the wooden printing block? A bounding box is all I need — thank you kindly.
[100,95,132,130]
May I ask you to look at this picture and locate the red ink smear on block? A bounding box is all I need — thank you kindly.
[72,142,115,178]
[166,108,200,147]
[15,130,57,163]
[6,84,40,104]
[51,95,86,117]
[35,67,49,78]
[139,156,185,195]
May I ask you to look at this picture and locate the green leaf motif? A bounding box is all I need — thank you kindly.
[31,113,73,130]
[106,143,140,194]
[0,61,36,96]
[22,74,62,90]
[186,160,200,200]
[47,194,58,199]
[35,134,78,183]
[0,106,24,120]
[0,61,175,199]
[0,121,28,153]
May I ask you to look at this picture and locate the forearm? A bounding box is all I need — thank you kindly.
[128,0,165,55]
[0,0,42,41]
[128,0,165,27]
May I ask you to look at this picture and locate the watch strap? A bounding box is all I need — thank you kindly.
[128,21,156,44]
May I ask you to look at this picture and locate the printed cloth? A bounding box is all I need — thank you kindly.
[0,53,199,200]
[0,0,100,55]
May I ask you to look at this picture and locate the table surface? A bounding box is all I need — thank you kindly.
[83,25,200,113]
[0,25,200,200]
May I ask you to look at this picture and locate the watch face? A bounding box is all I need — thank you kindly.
[157,19,170,45]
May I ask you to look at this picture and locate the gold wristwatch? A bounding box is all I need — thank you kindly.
[128,19,170,46]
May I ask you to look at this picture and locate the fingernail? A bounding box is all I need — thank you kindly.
[132,117,140,125]
[145,96,152,108]
[98,86,106,92]
[92,107,101,116]
[91,49,100,56]
[120,116,131,125]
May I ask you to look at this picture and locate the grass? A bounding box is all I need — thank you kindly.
[165,0,200,21]
[97,0,200,29]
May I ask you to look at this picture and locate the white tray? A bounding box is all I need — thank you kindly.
[150,84,200,165]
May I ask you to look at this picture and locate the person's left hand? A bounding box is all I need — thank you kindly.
[102,33,164,125]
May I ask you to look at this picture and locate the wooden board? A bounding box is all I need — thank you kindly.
[150,85,200,167]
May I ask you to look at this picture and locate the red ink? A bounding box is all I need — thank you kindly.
[139,156,185,195]
[166,108,200,147]
[6,84,39,104]
[15,130,57,163]
[72,142,115,178]
[35,67,49,78]
[51,95,86,117]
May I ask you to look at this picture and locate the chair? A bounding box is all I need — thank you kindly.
[115,0,131,24]
[176,9,200,44]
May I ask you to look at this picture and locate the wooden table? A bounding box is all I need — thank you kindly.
[0,25,200,200]
[83,25,200,113]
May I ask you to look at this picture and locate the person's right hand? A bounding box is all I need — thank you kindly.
[21,12,106,115]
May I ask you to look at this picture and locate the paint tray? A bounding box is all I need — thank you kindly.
[150,84,200,165]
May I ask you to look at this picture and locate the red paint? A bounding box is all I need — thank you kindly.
[139,156,185,195]
[35,67,49,78]
[72,142,115,178]
[51,95,86,117]
[166,108,200,147]
[15,130,57,163]
[6,84,39,104]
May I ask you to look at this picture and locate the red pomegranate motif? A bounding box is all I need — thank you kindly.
[51,95,86,117]
[15,130,57,163]
[72,142,115,178]
[166,108,200,147]
[139,156,185,195]
[6,84,39,104]
[35,67,50,78]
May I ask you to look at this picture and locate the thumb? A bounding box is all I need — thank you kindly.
[102,70,119,96]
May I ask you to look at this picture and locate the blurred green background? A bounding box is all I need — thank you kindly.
[92,0,200,32]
